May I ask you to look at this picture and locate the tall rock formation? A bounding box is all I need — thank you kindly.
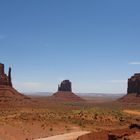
[0,63,29,103]
[127,73,140,95]
[119,73,140,103]
[52,80,84,101]
[0,63,12,87]
[58,80,72,92]
[8,67,12,87]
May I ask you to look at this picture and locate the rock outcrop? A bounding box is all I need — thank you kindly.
[52,80,84,102]
[127,73,140,95]
[0,63,29,104]
[77,125,140,140]
[58,80,72,92]
[119,73,140,103]
[0,63,12,87]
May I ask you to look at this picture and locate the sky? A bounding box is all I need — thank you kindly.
[0,0,140,93]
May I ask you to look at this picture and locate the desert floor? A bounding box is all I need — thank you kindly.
[0,95,140,140]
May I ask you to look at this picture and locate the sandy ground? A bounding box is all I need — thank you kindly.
[35,131,90,140]
[123,110,140,115]
[0,95,139,140]
[128,132,140,140]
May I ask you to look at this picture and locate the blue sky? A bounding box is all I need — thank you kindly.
[0,0,140,93]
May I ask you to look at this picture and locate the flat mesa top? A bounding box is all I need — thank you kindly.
[134,73,140,76]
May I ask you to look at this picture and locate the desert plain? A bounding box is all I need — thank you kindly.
[0,93,140,140]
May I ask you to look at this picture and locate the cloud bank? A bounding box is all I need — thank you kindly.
[129,62,140,65]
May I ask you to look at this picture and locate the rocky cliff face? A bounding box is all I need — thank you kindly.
[58,80,72,92]
[127,73,140,95]
[0,63,12,87]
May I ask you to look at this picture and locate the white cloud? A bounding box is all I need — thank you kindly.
[129,62,140,65]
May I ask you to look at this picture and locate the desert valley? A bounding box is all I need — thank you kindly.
[1,1,140,140]
[0,63,140,140]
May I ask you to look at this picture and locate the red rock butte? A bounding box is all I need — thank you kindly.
[119,73,140,103]
[52,80,84,101]
[127,73,140,95]
[0,63,27,102]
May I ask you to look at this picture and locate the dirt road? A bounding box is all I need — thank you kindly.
[123,110,140,115]
[35,131,90,140]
